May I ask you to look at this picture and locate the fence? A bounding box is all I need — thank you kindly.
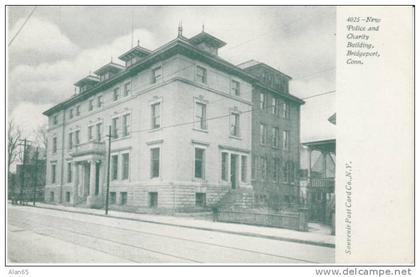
[216,208,308,231]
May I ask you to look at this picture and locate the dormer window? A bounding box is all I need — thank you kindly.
[74,75,99,94]
[95,62,124,83]
[100,72,111,82]
[118,43,152,67]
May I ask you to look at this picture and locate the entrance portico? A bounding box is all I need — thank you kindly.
[71,141,106,208]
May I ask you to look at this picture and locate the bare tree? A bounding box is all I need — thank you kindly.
[7,120,22,175]
[8,120,22,203]
[34,123,48,151]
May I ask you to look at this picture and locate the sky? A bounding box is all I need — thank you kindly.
[7,6,336,142]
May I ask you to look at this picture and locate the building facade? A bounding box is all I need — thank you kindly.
[239,61,304,209]
[43,29,303,212]
[44,30,256,211]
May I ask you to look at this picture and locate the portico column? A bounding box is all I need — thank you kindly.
[89,161,96,197]
[78,164,84,196]
[72,162,79,204]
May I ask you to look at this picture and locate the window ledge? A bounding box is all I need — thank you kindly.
[229,135,241,140]
[193,128,208,133]
[193,178,207,183]
[112,135,131,142]
[149,127,162,133]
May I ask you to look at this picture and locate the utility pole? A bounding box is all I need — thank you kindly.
[105,126,112,215]
[32,147,39,206]
[19,139,27,205]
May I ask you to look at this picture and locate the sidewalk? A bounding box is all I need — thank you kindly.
[28,202,335,248]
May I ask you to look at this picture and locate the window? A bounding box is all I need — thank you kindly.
[241,156,247,182]
[122,153,130,180]
[67,162,72,183]
[111,155,118,180]
[260,92,267,110]
[65,192,71,202]
[252,156,257,179]
[152,66,162,83]
[261,157,268,179]
[151,103,161,129]
[69,109,73,119]
[149,192,158,208]
[53,115,58,125]
[221,152,228,181]
[112,117,119,139]
[52,137,57,153]
[76,105,81,116]
[231,80,240,96]
[113,88,120,101]
[272,127,280,148]
[88,126,93,140]
[75,130,80,145]
[51,164,56,183]
[196,66,207,84]
[122,114,130,137]
[97,96,103,108]
[230,113,240,137]
[272,98,280,115]
[283,103,290,119]
[96,123,102,141]
[50,191,54,202]
[194,148,205,179]
[100,72,111,82]
[120,192,127,205]
[150,148,160,178]
[195,193,206,207]
[195,102,207,130]
[283,130,290,150]
[89,99,94,111]
[68,132,73,150]
[260,124,267,145]
[273,158,280,181]
[284,161,295,183]
[110,192,116,204]
[123,82,131,97]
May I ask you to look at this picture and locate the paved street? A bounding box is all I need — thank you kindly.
[8,205,334,264]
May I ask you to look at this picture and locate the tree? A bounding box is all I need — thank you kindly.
[8,120,22,203]
[7,120,22,175]
[34,123,48,150]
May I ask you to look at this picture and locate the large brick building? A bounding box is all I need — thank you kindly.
[239,61,304,209]
[43,28,303,212]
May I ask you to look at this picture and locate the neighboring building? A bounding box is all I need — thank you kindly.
[14,147,47,203]
[239,61,304,209]
[300,113,336,227]
[43,27,303,212]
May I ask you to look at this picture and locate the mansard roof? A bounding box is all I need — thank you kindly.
[118,45,152,61]
[189,31,227,48]
[43,33,303,116]
[94,62,125,76]
[73,75,100,87]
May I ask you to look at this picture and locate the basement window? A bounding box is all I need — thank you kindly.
[149,192,158,208]
[195,193,206,207]
[110,192,116,204]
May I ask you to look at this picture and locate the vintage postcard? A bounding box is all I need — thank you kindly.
[3,3,415,272]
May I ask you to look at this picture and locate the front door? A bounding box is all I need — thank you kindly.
[230,154,238,189]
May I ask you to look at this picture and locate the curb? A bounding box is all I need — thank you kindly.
[26,204,335,249]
